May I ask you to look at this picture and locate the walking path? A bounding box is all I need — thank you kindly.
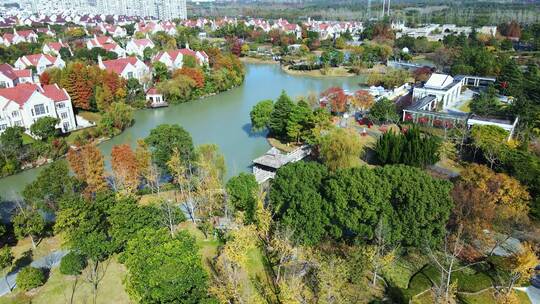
[0,250,68,296]
[515,286,540,304]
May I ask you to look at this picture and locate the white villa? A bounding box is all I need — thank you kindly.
[0,83,77,135]
[43,40,71,56]
[86,35,126,57]
[125,38,155,58]
[153,48,209,70]
[14,54,65,75]
[98,56,151,84]
[0,64,34,88]
[0,29,38,46]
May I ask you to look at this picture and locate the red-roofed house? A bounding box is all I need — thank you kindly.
[98,56,150,85]
[43,39,72,56]
[86,35,126,57]
[126,38,155,58]
[0,63,33,88]
[0,83,77,135]
[0,29,38,46]
[97,23,127,38]
[14,54,65,75]
[146,87,167,108]
[153,48,209,70]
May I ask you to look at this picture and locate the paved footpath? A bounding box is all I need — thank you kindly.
[0,250,68,297]
[515,286,540,304]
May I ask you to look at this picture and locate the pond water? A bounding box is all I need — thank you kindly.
[0,63,365,201]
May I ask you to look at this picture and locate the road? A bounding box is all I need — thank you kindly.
[0,250,68,296]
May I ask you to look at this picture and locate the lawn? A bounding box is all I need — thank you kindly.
[458,288,532,304]
[21,134,35,145]
[11,235,63,264]
[77,111,102,123]
[0,256,129,304]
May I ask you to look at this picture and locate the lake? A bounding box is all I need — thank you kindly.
[0,63,365,201]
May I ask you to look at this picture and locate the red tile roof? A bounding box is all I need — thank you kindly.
[13,69,31,78]
[0,63,18,80]
[101,57,139,74]
[0,83,40,107]
[42,84,69,102]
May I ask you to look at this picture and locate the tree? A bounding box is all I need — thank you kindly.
[268,91,294,139]
[16,267,45,291]
[12,206,45,249]
[30,117,59,140]
[375,165,454,247]
[367,98,399,123]
[322,167,391,241]
[94,85,114,112]
[152,61,169,82]
[350,90,374,111]
[111,144,140,194]
[470,125,509,168]
[269,161,330,245]
[60,252,87,276]
[320,87,347,114]
[67,144,108,196]
[319,128,364,171]
[145,124,194,169]
[286,100,312,143]
[374,127,441,167]
[226,173,258,223]
[250,99,274,132]
[98,102,133,136]
[156,74,196,104]
[496,242,538,303]
[123,228,211,304]
[22,161,77,212]
[451,164,530,251]
[183,55,197,68]
[174,68,205,89]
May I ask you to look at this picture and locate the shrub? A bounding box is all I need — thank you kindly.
[60,252,87,275]
[16,266,46,291]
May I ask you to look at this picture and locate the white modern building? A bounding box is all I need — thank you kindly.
[0,83,77,135]
[94,0,187,20]
[412,73,462,110]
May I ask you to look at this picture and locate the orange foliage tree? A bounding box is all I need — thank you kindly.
[350,90,375,111]
[111,144,140,193]
[321,87,348,114]
[67,144,108,196]
[174,68,205,89]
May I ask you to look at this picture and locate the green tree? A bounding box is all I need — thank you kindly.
[286,100,312,143]
[268,91,294,139]
[16,267,45,291]
[152,61,169,82]
[12,208,45,249]
[30,117,59,140]
[250,99,274,132]
[226,173,258,223]
[367,98,399,123]
[145,124,194,169]
[22,161,77,212]
[269,161,330,245]
[60,252,87,275]
[375,165,454,247]
[123,228,211,304]
[322,167,392,241]
[183,55,197,68]
[319,128,364,171]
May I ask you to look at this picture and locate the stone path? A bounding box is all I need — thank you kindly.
[0,250,68,296]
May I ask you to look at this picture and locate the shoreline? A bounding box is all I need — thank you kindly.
[280,65,357,77]
[240,57,279,64]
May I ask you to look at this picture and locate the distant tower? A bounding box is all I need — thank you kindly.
[367,0,371,20]
[381,0,385,19]
[381,0,391,19]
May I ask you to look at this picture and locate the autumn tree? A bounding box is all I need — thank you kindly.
[320,87,348,114]
[111,144,140,194]
[496,242,538,303]
[451,164,530,252]
[174,67,205,89]
[67,144,108,196]
[349,90,374,111]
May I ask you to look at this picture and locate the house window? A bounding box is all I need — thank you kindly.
[34,104,45,116]
[0,124,6,131]
[63,122,70,131]
[0,81,7,88]
[57,102,65,109]
[127,72,134,79]
[11,111,18,118]
[61,112,68,119]
[14,121,22,126]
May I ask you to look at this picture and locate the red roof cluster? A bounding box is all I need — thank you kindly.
[0,83,68,107]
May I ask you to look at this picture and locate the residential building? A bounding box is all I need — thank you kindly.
[86,35,126,57]
[14,54,65,75]
[412,73,463,110]
[0,64,34,88]
[153,48,208,70]
[126,37,155,58]
[0,83,77,135]
[43,40,71,56]
[98,56,151,84]
[0,29,38,46]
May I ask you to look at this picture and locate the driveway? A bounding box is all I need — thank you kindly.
[0,250,68,296]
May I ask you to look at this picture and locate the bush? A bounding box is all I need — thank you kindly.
[60,252,87,275]
[16,266,46,291]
